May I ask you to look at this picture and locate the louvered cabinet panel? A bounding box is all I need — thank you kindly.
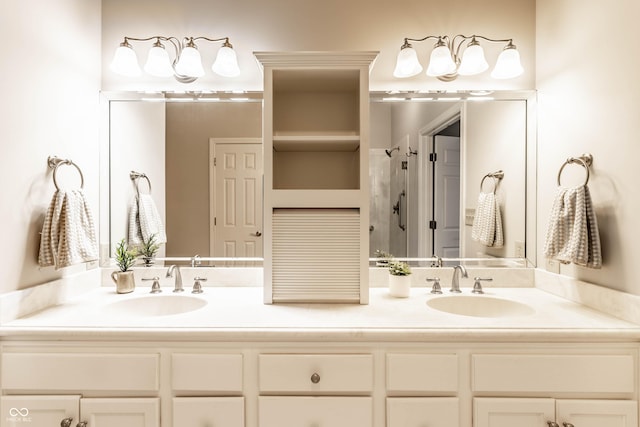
[272,208,360,302]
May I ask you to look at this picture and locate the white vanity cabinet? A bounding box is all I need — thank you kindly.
[474,398,638,427]
[1,395,159,427]
[0,350,161,427]
[255,51,377,304]
[171,353,245,427]
[257,353,374,427]
[386,353,461,427]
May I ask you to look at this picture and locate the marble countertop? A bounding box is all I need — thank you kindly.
[2,285,639,342]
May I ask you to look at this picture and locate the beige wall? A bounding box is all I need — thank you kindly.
[536,0,640,294]
[0,0,101,292]
[101,0,536,93]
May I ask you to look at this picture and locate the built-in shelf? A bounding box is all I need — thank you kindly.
[273,135,360,152]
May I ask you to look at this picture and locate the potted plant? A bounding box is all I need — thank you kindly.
[388,260,412,298]
[374,249,393,267]
[137,233,160,267]
[111,239,137,294]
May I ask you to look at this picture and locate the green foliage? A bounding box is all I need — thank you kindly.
[136,233,161,258]
[114,239,136,272]
[388,260,412,276]
[374,249,393,260]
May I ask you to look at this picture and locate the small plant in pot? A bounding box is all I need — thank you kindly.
[137,233,160,267]
[111,239,137,294]
[388,260,412,298]
[374,249,393,267]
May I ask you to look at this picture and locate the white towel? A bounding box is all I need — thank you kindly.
[471,191,504,248]
[38,189,98,269]
[544,185,602,269]
[128,193,166,247]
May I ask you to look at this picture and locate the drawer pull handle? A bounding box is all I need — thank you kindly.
[310,372,321,383]
[547,423,559,427]
[60,418,73,427]
[562,424,574,427]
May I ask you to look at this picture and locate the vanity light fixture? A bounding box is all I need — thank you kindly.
[393,35,523,81]
[110,36,240,83]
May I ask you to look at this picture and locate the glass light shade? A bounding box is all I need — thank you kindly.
[426,44,456,77]
[458,43,489,76]
[175,46,205,77]
[110,44,141,77]
[491,46,524,79]
[393,46,423,78]
[144,45,174,77]
[211,45,240,77]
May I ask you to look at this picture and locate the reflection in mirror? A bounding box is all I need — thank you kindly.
[369,93,529,263]
[106,91,534,266]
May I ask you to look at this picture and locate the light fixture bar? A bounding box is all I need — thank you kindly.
[110,35,240,83]
[393,34,523,81]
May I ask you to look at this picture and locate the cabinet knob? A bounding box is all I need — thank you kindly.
[60,418,73,427]
[310,372,321,384]
[547,422,559,427]
[76,422,88,427]
[562,423,574,427]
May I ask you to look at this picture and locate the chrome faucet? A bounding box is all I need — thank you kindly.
[166,265,184,292]
[450,265,468,293]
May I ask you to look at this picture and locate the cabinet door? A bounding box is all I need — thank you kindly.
[173,397,244,427]
[388,397,458,427]
[1,395,79,427]
[474,398,555,427]
[80,398,159,427]
[557,400,638,427]
[259,396,372,427]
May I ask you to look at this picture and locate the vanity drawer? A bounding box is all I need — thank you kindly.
[259,396,372,427]
[387,353,458,393]
[258,354,373,394]
[172,353,243,393]
[1,352,159,392]
[387,397,459,427]
[173,397,244,427]
[472,354,635,393]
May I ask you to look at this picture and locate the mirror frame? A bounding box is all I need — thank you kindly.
[99,90,537,268]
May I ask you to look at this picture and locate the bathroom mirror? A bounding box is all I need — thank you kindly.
[100,90,535,266]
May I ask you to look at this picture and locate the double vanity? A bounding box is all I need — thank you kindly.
[0,267,639,427]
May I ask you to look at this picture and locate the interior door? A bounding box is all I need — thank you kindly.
[432,135,460,258]
[212,141,263,258]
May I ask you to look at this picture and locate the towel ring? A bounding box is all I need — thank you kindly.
[557,154,592,186]
[480,170,504,194]
[48,157,84,191]
[130,171,152,195]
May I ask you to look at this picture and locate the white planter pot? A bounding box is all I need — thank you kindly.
[389,274,411,298]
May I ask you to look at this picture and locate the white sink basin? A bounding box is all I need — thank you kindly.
[105,294,207,317]
[426,295,535,318]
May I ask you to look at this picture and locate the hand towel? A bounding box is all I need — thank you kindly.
[38,189,98,269]
[471,191,504,248]
[543,185,602,268]
[128,194,166,247]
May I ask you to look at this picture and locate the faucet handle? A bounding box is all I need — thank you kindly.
[426,277,442,294]
[142,276,161,293]
[192,276,207,294]
[472,277,493,294]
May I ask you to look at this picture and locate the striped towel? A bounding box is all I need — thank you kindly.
[471,191,504,248]
[38,189,98,269]
[544,185,602,268]
[128,193,166,247]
